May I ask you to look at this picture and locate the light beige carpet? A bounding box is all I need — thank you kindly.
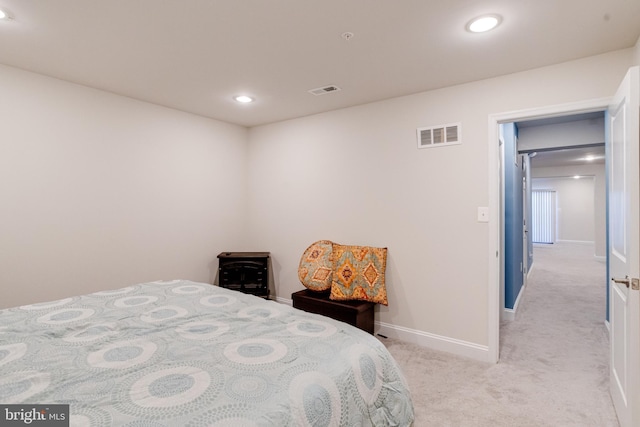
[383,242,618,426]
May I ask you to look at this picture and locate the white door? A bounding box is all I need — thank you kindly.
[522,169,528,282]
[609,66,640,427]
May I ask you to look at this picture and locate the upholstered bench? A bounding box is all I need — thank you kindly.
[291,289,374,334]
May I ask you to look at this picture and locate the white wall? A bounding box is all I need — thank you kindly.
[531,177,595,241]
[246,48,634,353]
[532,164,606,257]
[1,46,634,358]
[520,116,607,257]
[634,35,640,66]
[518,118,604,151]
[0,64,249,308]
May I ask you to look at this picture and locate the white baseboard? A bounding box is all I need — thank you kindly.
[503,279,527,321]
[274,296,292,306]
[278,295,490,362]
[555,240,594,245]
[375,321,490,363]
[503,308,515,321]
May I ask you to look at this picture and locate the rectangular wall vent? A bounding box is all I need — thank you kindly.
[308,85,342,96]
[416,122,462,149]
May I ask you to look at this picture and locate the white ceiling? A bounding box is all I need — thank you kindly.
[517,112,605,129]
[0,1,638,127]
[529,146,606,169]
[520,112,606,168]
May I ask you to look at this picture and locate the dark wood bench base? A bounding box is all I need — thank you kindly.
[291,289,374,334]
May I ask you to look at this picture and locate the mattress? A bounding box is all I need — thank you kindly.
[0,280,414,426]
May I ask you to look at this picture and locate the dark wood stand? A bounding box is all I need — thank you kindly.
[217,252,272,299]
[292,289,374,334]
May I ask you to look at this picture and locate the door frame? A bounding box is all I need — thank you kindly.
[522,154,530,284]
[487,97,611,363]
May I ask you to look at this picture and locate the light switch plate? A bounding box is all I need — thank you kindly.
[477,207,489,222]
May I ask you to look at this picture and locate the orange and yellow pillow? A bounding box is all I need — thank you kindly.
[298,240,334,292]
[298,240,388,305]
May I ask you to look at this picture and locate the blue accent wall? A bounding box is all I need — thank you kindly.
[503,123,524,309]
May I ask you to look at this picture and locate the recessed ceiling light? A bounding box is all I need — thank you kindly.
[0,9,9,20]
[466,15,502,33]
[574,175,581,179]
[234,95,254,103]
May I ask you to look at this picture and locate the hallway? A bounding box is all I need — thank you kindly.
[499,241,617,426]
[383,241,618,426]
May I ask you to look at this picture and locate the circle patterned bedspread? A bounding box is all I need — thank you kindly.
[0,280,414,426]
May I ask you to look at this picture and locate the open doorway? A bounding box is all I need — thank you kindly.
[488,98,611,362]
[496,111,612,420]
[503,112,607,324]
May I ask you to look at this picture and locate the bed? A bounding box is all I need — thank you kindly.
[0,280,414,426]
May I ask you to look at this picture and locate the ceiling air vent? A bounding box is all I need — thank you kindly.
[417,122,462,149]
[308,85,342,96]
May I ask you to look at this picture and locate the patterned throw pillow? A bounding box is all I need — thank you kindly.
[330,244,388,305]
[298,240,334,292]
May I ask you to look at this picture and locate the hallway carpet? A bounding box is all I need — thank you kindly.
[383,242,618,426]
